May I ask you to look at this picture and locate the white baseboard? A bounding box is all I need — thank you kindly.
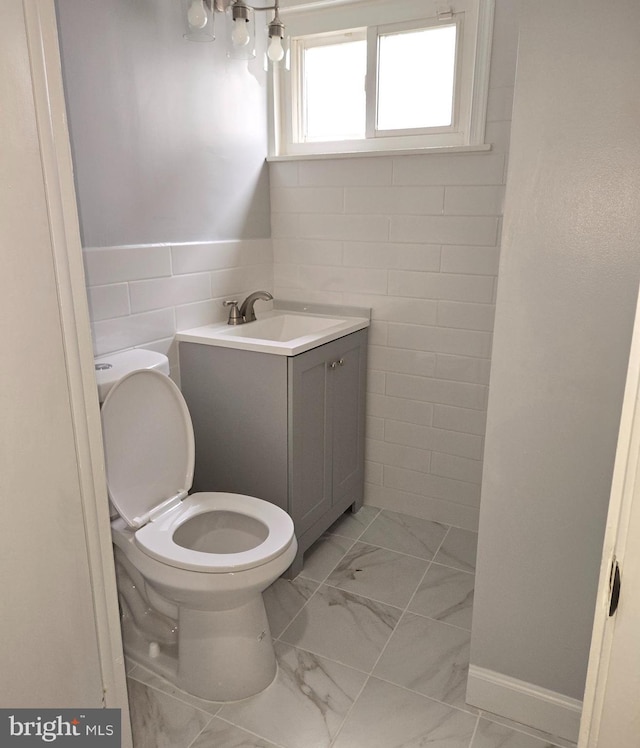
[466,665,583,742]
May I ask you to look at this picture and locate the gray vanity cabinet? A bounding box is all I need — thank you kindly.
[179,328,367,574]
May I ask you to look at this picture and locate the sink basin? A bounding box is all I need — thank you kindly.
[218,313,345,342]
[176,309,370,356]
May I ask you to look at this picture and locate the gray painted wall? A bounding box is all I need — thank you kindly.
[470,0,640,700]
[56,0,271,247]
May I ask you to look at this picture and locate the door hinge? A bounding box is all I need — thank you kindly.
[608,556,621,617]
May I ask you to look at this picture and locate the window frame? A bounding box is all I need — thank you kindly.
[293,28,368,144]
[269,0,495,159]
[367,17,462,139]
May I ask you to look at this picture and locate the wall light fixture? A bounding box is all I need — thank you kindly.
[183,0,287,64]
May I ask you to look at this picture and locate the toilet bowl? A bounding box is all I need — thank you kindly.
[97,350,297,701]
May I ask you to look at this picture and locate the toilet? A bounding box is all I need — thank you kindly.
[95,349,297,702]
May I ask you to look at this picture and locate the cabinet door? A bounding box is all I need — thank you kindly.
[288,330,367,536]
[288,344,333,535]
[330,331,367,509]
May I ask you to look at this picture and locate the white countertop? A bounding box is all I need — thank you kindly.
[176,305,370,356]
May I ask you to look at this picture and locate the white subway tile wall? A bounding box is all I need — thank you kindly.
[271,153,503,529]
[84,239,273,380]
[269,1,518,530]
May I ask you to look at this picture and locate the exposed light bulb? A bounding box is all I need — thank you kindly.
[231,19,250,47]
[187,0,208,30]
[267,35,284,62]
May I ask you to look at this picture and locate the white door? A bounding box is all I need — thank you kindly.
[579,287,640,746]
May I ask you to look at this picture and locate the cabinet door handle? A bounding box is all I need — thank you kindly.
[329,358,344,369]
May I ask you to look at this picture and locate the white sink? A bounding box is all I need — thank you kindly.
[176,309,369,356]
[218,313,345,342]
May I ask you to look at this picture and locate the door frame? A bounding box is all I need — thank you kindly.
[578,286,640,747]
[23,0,131,740]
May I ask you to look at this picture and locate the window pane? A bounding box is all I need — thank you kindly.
[377,24,457,131]
[303,39,366,141]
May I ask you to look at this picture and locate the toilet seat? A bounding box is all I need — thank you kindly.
[134,492,294,573]
[101,369,195,529]
[102,369,294,574]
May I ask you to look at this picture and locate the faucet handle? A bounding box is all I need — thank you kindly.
[223,299,242,326]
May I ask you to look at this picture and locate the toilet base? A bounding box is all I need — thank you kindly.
[120,590,278,702]
[178,595,277,701]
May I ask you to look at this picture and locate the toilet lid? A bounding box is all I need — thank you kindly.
[101,370,195,528]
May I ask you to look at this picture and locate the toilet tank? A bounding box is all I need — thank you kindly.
[94,349,170,403]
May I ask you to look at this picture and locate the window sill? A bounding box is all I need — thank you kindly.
[266,143,492,162]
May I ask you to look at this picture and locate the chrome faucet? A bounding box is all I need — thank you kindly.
[223,290,273,325]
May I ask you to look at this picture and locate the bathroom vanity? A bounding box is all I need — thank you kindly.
[177,304,369,576]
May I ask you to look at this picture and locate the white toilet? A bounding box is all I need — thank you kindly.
[95,349,297,701]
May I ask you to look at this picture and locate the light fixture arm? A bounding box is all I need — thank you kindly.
[225,0,281,14]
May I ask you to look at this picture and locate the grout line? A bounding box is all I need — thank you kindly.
[275,581,323,644]
[477,710,575,748]
[337,536,448,565]
[359,671,480,719]
[401,524,454,613]
[429,558,476,576]
[403,557,435,614]
[407,609,473,634]
[467,714,481,748]
[329,673,372,748]
[433,524,453,560]
[213,715,290,748]
[367,606,408,677]
[184,715,216,748]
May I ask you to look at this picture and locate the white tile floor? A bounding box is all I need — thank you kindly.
[126,507,576,748]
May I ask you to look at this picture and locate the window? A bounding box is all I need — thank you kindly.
[269,0,494,158]
[376,23,457,132]
[302,32,367,141]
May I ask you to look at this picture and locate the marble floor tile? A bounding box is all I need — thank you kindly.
[326,505,380,539]
[373,613,472,710]
[434,527,479,572]
[219,642,367,748]
[298,533,355,583]
[190,717,281,747]
[263,575,319,638]
[127,678,212,748]
[471,718,563,748]
[129,665,222,715]
[332,677,478,748]
[360,509,449,560]
[326,541,429,608]
[279,584,402,672]
[409,562,475,630]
